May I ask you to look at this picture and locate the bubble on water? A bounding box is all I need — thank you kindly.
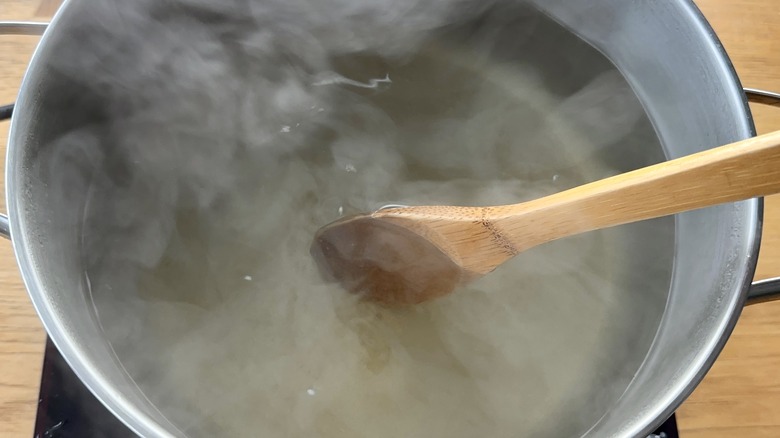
[345,164,357,173]
[338,206,344,215]
[552,174,560,182]
[244,275,253,281]
[281,125,291,133]
[307,388,316,396]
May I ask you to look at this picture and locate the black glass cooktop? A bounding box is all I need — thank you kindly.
[34,339,136,438]
[33,338,679,438]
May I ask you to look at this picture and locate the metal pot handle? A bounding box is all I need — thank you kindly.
[745,88,780,107]
[0,21,49,36]
[0,21,49,238]
[744,88,780,303]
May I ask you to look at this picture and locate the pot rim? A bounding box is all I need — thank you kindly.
[627,2,761,436]
[4,1,762,437]
[5,1,179,436]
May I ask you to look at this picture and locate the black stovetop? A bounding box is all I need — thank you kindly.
[34,339,135,438]
[33,338,679,437]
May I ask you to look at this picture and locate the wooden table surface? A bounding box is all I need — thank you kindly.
[2,0,780,437]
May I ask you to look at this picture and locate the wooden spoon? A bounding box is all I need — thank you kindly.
[310,130,780,306]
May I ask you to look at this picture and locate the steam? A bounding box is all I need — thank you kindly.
[37,0,669,437]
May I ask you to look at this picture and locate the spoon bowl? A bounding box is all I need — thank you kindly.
[310,214,469,306]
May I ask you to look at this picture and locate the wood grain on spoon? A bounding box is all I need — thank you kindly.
[311,130,780,306]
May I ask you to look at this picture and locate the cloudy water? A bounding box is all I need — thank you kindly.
[40,0,674,436]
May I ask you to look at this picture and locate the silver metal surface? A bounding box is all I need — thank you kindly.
[517,0,759,437]
[0,1,775,438]
[6,4,180,437]
[0,21,48,36]
[0,216,9,240]
[744,89,780,304]
[746,88,780,107]
[747,277,780,304]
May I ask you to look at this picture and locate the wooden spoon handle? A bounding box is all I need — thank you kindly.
[498,129,780,248]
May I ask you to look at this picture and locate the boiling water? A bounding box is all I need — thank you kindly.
[47,1,674,436]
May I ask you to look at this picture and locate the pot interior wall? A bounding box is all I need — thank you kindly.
[525,1,759,436]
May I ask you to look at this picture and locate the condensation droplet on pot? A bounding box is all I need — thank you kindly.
[244,275,253,281]
[280,125,291,133]
[345,164,357,173]
[307,388,316,396]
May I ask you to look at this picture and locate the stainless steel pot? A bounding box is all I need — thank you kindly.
[4,1,780,437]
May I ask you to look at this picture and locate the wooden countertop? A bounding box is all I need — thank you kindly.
[2,0,780,437]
